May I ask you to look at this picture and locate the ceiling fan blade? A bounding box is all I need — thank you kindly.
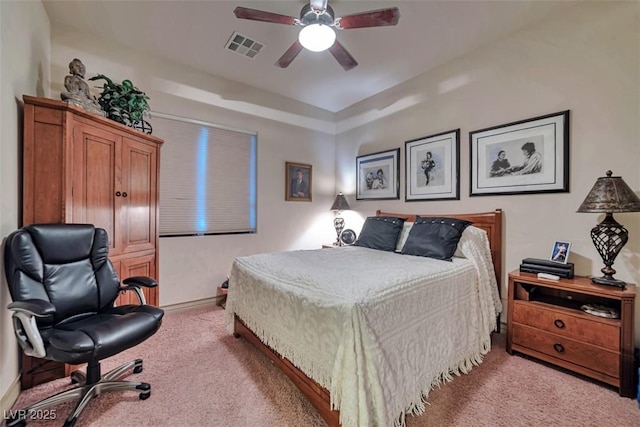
[329,41,358,71]
[336,7,400,29]
[275,41,304,68]
[234,7,297,25]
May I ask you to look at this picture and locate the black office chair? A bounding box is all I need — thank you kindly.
[3,224,164,427]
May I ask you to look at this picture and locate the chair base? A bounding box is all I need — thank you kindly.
[6,359,150,427]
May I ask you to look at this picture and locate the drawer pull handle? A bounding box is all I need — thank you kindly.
[554,319,565,329]
[553,343,565,353]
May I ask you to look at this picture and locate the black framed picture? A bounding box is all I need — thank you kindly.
[356,148,400,200]
[405,129,460,201]
[469,110,570,196]
[285,161,312,201]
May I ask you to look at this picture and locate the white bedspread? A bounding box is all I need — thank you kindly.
[225,226,501,427]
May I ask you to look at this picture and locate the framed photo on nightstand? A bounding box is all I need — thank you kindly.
[550,241,571,264]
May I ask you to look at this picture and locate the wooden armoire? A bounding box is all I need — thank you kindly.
[20,95,163,388]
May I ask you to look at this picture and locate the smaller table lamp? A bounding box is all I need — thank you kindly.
[330,192,351,246]
[576,170,640,288]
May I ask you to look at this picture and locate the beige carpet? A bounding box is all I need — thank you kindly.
[11,304,640,426]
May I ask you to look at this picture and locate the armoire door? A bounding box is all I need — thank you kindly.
[71,122,123,255]
[119,137,157,254]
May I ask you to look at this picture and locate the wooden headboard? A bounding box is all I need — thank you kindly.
[376,209,503,298]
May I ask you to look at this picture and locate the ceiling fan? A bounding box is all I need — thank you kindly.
[233,0,400,71]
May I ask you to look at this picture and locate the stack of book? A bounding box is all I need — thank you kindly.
[519,258,574,279]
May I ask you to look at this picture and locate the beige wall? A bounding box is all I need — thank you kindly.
[1,0,639,408]
[49,28,338,307]
[0,0,50,409]
[335,2,640,340]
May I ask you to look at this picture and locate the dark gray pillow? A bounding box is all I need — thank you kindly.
[400,216,472,261]
[354,216,405,252]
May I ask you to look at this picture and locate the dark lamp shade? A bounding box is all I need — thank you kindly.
[330,192,351,211]
[577,171,640,213]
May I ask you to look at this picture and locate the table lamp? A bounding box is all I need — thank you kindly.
[576,170,640,288]
[330,192,351,246]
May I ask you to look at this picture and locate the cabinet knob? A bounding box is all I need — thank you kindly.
[122,192,128,198]
[553,319,565,329]
[553,343,565,353]
[115,191,121,197]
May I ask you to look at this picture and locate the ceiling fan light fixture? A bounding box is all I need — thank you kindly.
[298,24,336,52]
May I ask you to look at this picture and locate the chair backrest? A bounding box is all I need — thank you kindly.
[4,224,120,325]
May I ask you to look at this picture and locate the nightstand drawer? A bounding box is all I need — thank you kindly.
[513,301,619,350]
[512,324,619,378]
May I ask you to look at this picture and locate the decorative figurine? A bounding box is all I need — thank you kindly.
[60,58,106,116]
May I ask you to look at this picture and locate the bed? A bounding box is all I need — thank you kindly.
[225,209,503,426]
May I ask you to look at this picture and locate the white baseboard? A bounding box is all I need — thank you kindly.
[0,376,20,415]
[161,296,221,312]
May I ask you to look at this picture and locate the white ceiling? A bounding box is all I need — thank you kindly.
[42,0,571,113]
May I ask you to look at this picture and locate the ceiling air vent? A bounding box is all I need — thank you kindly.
[225,32,264,59]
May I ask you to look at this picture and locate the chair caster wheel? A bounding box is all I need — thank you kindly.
[70,371,85,385]
[133,358,144,374]
[137,382,150,400]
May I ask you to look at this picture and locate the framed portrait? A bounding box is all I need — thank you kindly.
[285,161,312,202]
[356,148,400,200]
[550,241,571,264]
[470,110,570,196]
[405,129,460,201]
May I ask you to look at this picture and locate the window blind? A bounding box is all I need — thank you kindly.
[152,113,257,236]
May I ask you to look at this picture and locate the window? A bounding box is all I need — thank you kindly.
[152,113,257,236]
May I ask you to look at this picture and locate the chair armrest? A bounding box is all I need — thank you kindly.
[120,276,157,305]
[7,299,52,358]
[118,285,147,305]
[123,276,157,288]
[8,299,56,319]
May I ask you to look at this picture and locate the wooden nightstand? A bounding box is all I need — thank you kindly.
[507,270,636,397]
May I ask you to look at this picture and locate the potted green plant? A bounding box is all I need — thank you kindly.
[89,74,151,133]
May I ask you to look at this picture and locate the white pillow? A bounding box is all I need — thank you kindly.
[454,226,477,258]
[395,222,414,252]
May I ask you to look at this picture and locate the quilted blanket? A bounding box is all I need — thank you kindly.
[225,226,501,426]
